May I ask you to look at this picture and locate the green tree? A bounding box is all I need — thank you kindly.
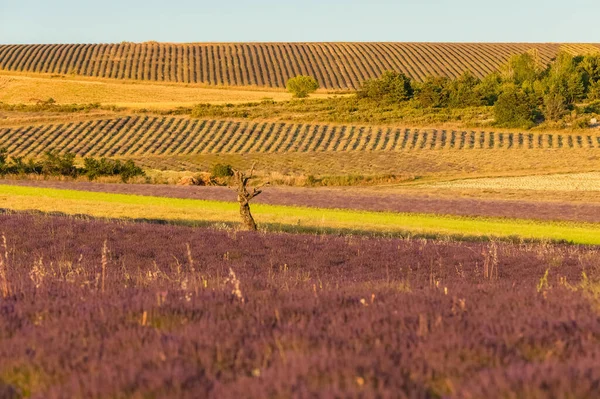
[494,88,538,128]
[447,70,483,107]
[357,71,414,103]
[500,51,542,86]
[475,72,503,106]
[577,54,600,94]
[542,51,585,105]
[588,80,600,100]
[286,75,319,98]
[414,76,450,108]
[543,93,567,121]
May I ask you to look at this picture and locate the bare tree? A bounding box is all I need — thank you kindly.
[229,163,268,231]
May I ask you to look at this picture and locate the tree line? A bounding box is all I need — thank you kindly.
[355,51,600,128]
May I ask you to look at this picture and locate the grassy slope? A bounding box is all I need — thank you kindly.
[1,184,599,244]
[0,71,336,109]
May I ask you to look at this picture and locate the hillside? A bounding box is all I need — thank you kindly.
[2,117,599,158]
[1,42,599,90]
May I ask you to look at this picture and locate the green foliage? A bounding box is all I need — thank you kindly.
[588,81,600,100]
[582,100,600,114]
[415,76,450,108]
[0,148,7,172]
[476,73,503,106]
[211,163,234,178]
[83,157,145,182]
[41,150,78,177]
[357,71,414,103]
[190,51,600,130]
[0,101,103,113]
[118,160,145,183]
[0,147,144,182]
[494,88,538,128]
[191,96,492,127]
[447,71,483,108]
[577,54,600,91]
[500,51,542,85]
[543,93,568,121]
[542,52,585,105]
[286,75,319,98]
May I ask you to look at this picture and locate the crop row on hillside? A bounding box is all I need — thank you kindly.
[1,42,599,89]
[0,117,599,158]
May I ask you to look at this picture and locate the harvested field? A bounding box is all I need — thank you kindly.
[1,117,599,158]
[4,179,600,224]
[0,213,599,398]
[434,172,600,192]
[1,42,599,89]
[0,72,335,109]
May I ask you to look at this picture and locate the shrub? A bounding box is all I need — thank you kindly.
[588,81,600,100]
[211,164,234,178]
[415,76,450,108]
[41,150,78,177]
[494,89,538,128]
[582,100,600,114]
[476,72,503,105]
[447,70,483,108]
[357,71,413,103]
[118,160,145,182]
[543,93,567,121]
[84,157,144,182]
[500,51,542,85]
[572,117,590,129]
[286,75,319,98]
[0,148,7,174]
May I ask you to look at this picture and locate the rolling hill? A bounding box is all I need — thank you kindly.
[1,42,599,90]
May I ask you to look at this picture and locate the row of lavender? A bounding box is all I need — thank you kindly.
[0,213,599,398]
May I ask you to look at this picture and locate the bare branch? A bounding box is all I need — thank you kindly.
[248,162,257,180]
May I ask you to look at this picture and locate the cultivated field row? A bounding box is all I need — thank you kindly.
[1,117,600,157]
[7,180,600,223]
[1,42,598,89]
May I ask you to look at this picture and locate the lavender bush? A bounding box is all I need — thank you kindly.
[0,212,599,398]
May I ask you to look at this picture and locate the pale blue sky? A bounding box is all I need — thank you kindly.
[1,0,598,44]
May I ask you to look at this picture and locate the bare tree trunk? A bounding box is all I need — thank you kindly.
[238,198,257,231]
[230,164,267,231]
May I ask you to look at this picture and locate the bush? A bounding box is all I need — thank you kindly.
[84,157,144,182]
[211,164,234,178]
[447,71,483,108]
[494,89,538,128]
[543,93,567,121]
[415,76,450,108]
[41,150,78,177]
[286,75,319,98]
[118,160,145,182]
[357,71,413,103]
[582,100,600,114]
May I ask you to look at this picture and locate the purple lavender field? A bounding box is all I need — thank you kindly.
[1,212,600,398]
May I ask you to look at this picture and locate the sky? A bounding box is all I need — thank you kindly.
[1,0,599,44]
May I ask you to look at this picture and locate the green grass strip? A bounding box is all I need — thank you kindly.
[1,184,599,245]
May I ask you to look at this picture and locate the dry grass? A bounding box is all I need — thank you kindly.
[0,72,335,110]
[131,148,600,184]
[431,172,600,192]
